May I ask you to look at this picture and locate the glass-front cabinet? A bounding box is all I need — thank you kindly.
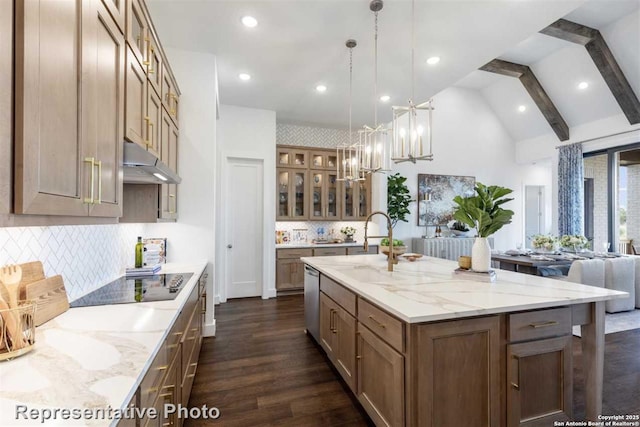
[310,171,339,220]
[310,151,338,170]
[277,169,308,220]
[341,175,371,220]
[278,147,308,169]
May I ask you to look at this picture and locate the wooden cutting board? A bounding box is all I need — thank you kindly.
[24,275,69,326]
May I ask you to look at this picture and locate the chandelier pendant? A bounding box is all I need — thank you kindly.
[391,99,434,163]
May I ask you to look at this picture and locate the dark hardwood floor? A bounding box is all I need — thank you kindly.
[186,295,640,426]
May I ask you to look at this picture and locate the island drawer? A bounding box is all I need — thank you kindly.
[508,307,571,342]
[314,247,347,257]
[347,245,378,255]
[358,298,404,352]
[140,342,169,411]
[277,248,313,259]
[320,275,356,316]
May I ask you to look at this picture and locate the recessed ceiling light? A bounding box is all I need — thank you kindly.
[518,105,527,113]
[241,16,258,28]
[426,56,440,65]
[578,81,589,90]
[380,95,390,102]
[316,85,327,93]
[239,73,251,81]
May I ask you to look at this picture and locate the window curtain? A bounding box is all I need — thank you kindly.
[558,143,584,235]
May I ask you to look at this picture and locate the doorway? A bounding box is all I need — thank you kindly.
[524,185,545,249]
[224,157,264,299]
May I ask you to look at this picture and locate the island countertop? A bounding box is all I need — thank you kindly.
[301,255,627,323]
[0,261,207,426]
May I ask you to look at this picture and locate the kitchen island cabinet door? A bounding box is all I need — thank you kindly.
[410,316,501,427]
[84,0,125,217]
[357,324,404,427]
[14,0,89,216]
[0,0,12,214]
[507,336,572,427]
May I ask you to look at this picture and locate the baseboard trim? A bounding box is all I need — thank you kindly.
[203,319,216,337]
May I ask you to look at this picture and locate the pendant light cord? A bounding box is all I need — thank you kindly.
[374,11,379,127]
[411,0,415,101]
[349,46,353,144]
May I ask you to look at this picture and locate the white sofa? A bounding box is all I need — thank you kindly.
[604,258,636,313]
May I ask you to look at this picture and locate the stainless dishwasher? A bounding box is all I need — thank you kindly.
[304,265,320,341]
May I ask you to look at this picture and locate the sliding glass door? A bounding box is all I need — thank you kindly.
[584,143,640,254]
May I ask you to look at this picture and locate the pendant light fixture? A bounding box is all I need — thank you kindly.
[358,0,391,173]
[391,0,434,164]
[337,39,364,182]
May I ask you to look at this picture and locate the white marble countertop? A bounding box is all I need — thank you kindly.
[0,261,207,426]
[276,242,377,249]
[302,255,627,324]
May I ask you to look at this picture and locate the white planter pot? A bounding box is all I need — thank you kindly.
[472,237,491,272]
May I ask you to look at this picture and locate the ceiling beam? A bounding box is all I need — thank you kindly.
[540,19,640,125]
[480,59,570,141]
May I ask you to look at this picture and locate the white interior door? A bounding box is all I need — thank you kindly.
[525,185,545,248]
[225,158,263,299]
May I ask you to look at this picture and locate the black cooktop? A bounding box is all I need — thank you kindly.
[70,273,194,308]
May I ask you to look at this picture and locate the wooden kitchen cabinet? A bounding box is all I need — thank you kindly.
[319,292,357,391]
[126,0,148,67]
[146,85,162,158]
[277,169,308,220]
[357,323,405,427]
[125,46,148,149]
[310,150,338,170]
[277,147,308,169]
[146,30,163,95]
[162,67,180,126]
[15,0,124,217]
[159,110,179,220]
[101,0,125,33]
[342,174,372,220]
[83,0,126,217]
[310,170,340,221]
[0,0,12,215]
[507,308,573,427]
[276,258,306,291]
[410,316,502,427]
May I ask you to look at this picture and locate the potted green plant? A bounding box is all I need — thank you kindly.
[387,173,413,228]
[452,183,515,272]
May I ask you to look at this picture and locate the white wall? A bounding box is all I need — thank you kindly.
[215,105,276,302]
[383,87,531,250]
[147,48,218,336]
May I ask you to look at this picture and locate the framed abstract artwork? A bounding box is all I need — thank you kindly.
[417,174,476,226]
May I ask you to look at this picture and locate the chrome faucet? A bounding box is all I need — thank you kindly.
[364,211,397,272]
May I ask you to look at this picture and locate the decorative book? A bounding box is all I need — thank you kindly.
[452,268,497,283]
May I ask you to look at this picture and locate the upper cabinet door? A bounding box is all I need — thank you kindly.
[146,84,162,158]
[84,0,125,217]
[14,0,89,215]
[125,47,148,148]
[101,0,125,34]
[0,0,12,214]
[146,31,163,95]
[126,0,147,67]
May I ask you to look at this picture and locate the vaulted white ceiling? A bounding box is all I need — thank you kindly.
[455,1,640,143]
[148,0,586,128]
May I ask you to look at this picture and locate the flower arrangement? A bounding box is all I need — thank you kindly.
[531,234,558,251]
[560,234,589,250]
[340,226,356,237]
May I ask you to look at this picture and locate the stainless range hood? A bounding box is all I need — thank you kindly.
[123,142,181,184]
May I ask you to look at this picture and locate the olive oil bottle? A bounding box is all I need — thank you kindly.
[135,237,144,268]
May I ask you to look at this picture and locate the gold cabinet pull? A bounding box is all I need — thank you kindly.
[95,160,102,205]
[529,320,559,329]
[143,37,151,66]
[144,116,151,147]
[368,315,386,329]
[149,122,155,149]
[169,194,176,214]
[511,354,520,390]
[148,46,156,74]
[84,157,95,204]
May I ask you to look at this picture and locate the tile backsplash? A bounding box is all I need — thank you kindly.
[276,123,356,148]
[0,224,144,300]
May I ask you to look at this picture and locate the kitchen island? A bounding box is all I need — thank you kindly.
[302,254,627,427]
[0,262,207,427]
